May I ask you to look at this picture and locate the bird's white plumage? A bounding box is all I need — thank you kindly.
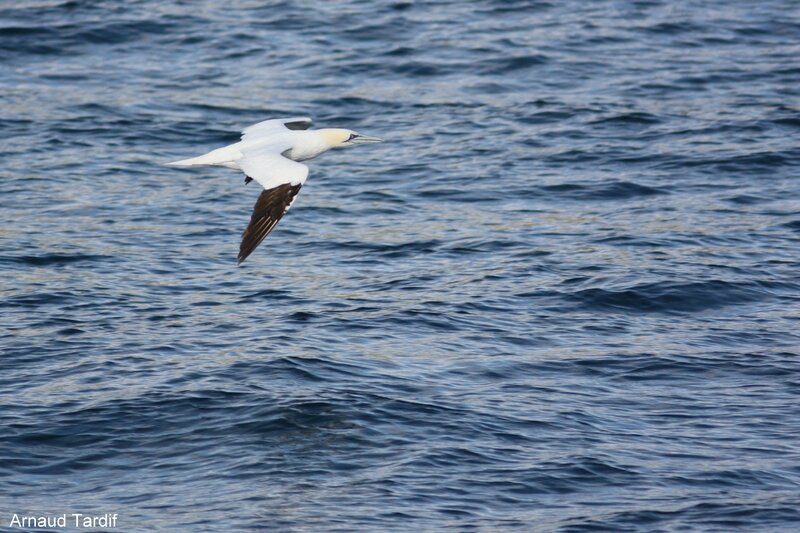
[166,116,383,263]
[168,117,315,188]
[239,148,309,189]
[236,117,313,188]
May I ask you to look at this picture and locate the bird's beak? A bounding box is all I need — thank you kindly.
[350,135,384,144]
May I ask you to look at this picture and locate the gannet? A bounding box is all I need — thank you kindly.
[167,117,383,264]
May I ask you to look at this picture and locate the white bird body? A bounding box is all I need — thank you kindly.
[167,117,383,263]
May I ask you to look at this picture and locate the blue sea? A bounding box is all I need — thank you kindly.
[1,1,799,531]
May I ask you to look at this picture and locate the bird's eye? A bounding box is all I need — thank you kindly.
[348,133,358,141]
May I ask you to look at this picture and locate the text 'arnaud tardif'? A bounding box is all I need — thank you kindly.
[9,513,118,529]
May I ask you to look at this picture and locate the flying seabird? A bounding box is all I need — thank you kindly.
[167,117,383,263]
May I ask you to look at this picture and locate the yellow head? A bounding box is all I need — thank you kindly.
[320,128,384,148]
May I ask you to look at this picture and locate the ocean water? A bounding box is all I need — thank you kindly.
[1,0,800,531]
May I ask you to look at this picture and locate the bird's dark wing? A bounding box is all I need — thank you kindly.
[238,183,302,264]
[283,118,312,131]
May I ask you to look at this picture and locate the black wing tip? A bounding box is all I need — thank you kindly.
[237,248,254,264]
[237,183,303,263]
[284,119,312,131]
[237,245,254,264]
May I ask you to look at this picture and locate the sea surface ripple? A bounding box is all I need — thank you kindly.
[1,0,799,531]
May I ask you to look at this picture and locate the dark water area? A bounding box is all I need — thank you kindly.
[2,0,800,531]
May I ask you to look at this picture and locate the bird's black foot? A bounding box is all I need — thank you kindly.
[244,176,253,185]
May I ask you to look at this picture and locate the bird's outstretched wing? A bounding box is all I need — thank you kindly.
[241,117,312,142]
[234,119,312,263]
[238,146,309,190]
[236,151,309,263]
[238,182,303,264]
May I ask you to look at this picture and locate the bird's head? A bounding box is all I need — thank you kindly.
[322,128,384,148]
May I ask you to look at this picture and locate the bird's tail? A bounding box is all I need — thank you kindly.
[166,155,210,167]
[165,143,242,167]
